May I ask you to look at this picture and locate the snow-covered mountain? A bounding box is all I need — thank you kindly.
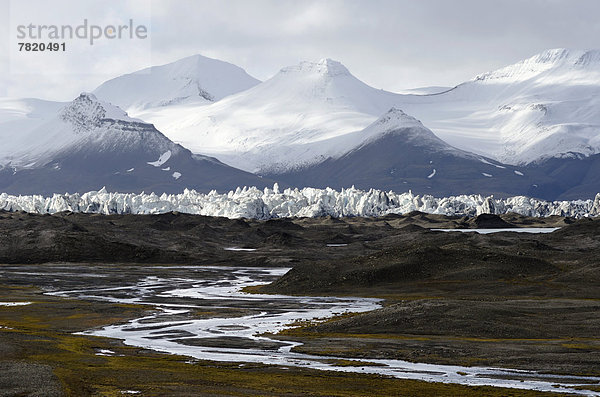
[93,54,260,111]
[118,49,600,174]
[120,58,404,173]
[395,48,600,165]
[274,108,544,197]
[0,93,273,195]
[2,49,599,200]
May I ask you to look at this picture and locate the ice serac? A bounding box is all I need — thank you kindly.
[395,48,600,166]
[93,54,261,111]
[0,185,597,219]
[0,93,275,195]
[127,58,404,173]
[272,107,544,197]
[591,193,600,216]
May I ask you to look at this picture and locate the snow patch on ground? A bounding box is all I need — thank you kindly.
[96,349,116,356]
[427,169,436,179]
[479,158,506,169]
[514,170,524,176]
[0,302,32,306]
[432,228,560,234]
[148,150,172,167]
[482,173,493,177]
[172,171,181,180]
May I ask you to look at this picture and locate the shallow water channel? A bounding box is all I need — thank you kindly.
[1,263,599,395]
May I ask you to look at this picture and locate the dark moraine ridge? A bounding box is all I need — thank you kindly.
[0,209,573,266]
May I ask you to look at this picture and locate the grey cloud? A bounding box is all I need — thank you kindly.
[1,0,599,100]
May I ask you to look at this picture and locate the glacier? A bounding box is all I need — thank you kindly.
[1,185,599,219]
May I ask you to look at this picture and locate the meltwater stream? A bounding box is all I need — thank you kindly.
[2,264,598,395]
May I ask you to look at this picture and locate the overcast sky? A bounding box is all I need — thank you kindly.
[1,0,600,101]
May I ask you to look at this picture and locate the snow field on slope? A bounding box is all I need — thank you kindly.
[93,54,260,110]
[396,49,600,165]
[125,49,600,171]
[127,59,404,173]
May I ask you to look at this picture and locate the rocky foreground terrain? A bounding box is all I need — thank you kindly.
[0,210,599,395]
[0,209,574,265]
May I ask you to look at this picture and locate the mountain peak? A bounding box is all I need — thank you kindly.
[60,93,108,131]
[60,93,135,132]
[373,107,422,129]
[526,48,600,66]
[474,48,600,82]
[358,107,455,152]
[156,54,244,80]
[166,53,214,66]
[77,92,99,101]
[526,48,573,64]
[148,55,404,173]
[280,58,350,77]
[93,54,260,110]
